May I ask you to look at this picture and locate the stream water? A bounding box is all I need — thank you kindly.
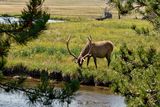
[0,78,126,107]
[0,16,64,24]
[0,90,126,107]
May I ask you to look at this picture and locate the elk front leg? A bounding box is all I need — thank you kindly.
[87,56,91,67]
[93,57,97,68]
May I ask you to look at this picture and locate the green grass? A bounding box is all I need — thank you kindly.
[7,19,160,76]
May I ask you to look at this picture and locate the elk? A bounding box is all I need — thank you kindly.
[66,36,114,68]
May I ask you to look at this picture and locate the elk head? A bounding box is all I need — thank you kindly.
[66,36,92,68]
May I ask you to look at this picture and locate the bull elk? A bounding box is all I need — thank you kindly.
[66,36,114,68]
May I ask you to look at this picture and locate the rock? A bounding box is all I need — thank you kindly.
[96,12,112,21]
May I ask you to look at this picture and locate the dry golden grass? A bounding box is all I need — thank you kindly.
[0,5,25,15]
[0,0,118,17]
[0,0,141,18]
[48,6,104,17]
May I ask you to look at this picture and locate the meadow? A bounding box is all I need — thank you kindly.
[1,0,160,106]
[7,19,159,77]
[6,18,160,106]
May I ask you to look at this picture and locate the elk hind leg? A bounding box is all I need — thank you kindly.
[106,53,111,66]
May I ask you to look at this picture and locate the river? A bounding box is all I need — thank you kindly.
[0,90,126,107]
[0,16,64,24]
[0,78,126,107]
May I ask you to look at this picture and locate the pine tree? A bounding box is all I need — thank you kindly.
[0,1,79,106]
[0,0,50,69]
[108,0,160,31]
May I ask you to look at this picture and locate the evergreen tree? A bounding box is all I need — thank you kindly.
[0,0,50,69]
[108,0,160,31]
[107,0,133,19]
[0,0,79,106]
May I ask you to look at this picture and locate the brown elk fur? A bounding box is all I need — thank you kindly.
[66,36,114,68]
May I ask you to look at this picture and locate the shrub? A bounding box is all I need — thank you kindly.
[111,44,160,107]
[131,25,150,36]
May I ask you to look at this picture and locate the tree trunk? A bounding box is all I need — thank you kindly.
[118,11,121,19]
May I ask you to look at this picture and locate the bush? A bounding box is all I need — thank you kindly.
[131,25,150,36]
[111,44,160,107]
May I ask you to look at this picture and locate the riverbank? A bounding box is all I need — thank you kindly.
[2,64,113,87]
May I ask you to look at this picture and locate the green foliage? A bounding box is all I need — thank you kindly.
[0,0,50,69]
[0,0,81,106]
[26,71,79,106]
[107,0,133,19]
[60,79,80,104]
[109,0,160,31]
[141,0,160,31]
[0,71,80,106]
[0,35,10,69]
[112,44,160,107]
[131,24,150,35]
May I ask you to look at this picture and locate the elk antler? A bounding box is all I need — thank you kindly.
[82,46,92,60]
[88,35,92,42]
[82,36,93,59]
[66,36,78,59]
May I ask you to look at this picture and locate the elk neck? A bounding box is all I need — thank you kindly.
[79,43,91,58]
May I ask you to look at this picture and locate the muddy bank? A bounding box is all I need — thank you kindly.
[2,64,113,87]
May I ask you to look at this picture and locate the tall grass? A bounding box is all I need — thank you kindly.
[7,18,159,73]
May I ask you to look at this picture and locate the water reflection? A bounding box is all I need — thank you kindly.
[0,16,21,24]
[0,90,126,107]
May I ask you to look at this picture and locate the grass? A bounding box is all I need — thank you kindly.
[7,19,160,77]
